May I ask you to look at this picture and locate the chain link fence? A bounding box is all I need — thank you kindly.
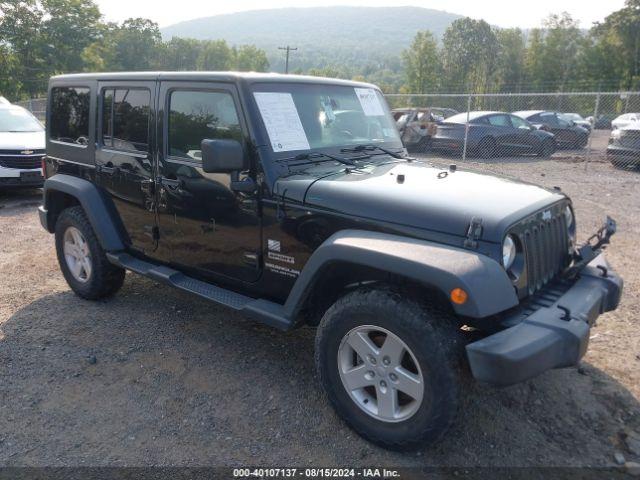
[14,92,640,173]
[15,98,47,122]
[385,91,640,174]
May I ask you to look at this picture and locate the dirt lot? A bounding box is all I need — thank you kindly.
[1,155,639,469]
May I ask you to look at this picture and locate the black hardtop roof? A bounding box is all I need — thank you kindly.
[49,71,378,89]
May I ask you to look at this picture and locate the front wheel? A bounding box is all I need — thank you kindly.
[315,287,462,450]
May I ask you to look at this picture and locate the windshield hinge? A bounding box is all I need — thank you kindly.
[464,217,483,249]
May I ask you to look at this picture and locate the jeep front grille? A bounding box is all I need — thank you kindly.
[519,210,570,295]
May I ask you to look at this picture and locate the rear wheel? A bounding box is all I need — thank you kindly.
[538,138,556,158]
[415,136,431,153]
[55,206,125,300]
[477,137,496,159]
[574,133,588,149]
[315,287,462,450]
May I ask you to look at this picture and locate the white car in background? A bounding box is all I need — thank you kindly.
[612,112,640,130]
[0,103,46,189]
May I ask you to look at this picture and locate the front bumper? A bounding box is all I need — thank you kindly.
[430,137,465,152]
[607,145,640,162]
[466,253,622,386]
[0,169,44,188]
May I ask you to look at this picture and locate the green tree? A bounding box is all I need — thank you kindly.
[591,0,640,89]
[109,18,161,71]
[0,44,20,98]
[0,1,47,97]
[197,40,233,70]
[540,13,584,91]
[156,37,202,70]
[233,45,269,72]
[494,28,526,91]
[40,0,101,73]
[524,28,546,91]
[441,18,498,93]
[401,31,440,93]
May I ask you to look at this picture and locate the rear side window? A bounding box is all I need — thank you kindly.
[487,115,512,127]
[168,90,242,161]
[101,88,150,152]
[540,113,559,127]
[50,87,90,145]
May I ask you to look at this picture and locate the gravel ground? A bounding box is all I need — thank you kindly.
[0,154,639,469]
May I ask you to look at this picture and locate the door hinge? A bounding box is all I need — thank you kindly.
[464,217,483,249]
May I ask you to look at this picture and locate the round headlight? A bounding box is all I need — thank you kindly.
[502,235,517,270]
[564,206,574,228]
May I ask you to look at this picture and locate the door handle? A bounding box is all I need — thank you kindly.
[160,177,183,190]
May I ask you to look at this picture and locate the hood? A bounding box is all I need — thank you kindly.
[277,161,565,243]
[619,122,640,132]
[0,131,45,151]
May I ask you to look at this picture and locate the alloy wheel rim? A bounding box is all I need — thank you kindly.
[63,226,92,283]
[337,325,424,423]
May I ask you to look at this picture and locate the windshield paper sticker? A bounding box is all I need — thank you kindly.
[355,88,385,117]
[253,92,310,152]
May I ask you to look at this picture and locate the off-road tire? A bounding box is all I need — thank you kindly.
[315,287,463,451]
[55,206,125,300]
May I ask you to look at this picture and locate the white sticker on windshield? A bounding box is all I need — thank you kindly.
[253,92,310,152]
[354,88,385,117]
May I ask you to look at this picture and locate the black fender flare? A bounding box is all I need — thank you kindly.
[40,174,125,251]
[283,229,518,319]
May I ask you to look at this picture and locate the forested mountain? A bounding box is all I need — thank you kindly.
[1,1,637,99]
[160,7,463,72]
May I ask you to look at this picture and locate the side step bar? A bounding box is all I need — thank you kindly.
[106,252,292,331]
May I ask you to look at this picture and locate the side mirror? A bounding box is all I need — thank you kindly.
[201,139,246,173]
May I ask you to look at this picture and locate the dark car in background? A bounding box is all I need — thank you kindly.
[560,112,592,132]
[587,114,615,130]
[607,123,640,167]
[431,111,556,158]
[392,107,458,152]
[514,110,589,149]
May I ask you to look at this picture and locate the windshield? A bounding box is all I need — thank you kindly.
[251,82,402,154]
[0,107,43,132]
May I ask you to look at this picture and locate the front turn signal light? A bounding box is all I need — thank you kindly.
[450,288,468,305]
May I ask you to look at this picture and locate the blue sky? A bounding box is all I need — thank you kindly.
[96,0,626,28]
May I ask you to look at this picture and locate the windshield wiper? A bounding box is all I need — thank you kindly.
[279,151,360,167]
[340,144,406,159]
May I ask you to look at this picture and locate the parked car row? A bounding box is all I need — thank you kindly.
[394,107,640,163]
[394,108,585,158]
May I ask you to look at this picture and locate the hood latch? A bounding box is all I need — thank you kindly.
[464,217,483,249]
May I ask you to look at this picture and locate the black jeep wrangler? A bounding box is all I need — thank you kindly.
[39,72,622,450]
